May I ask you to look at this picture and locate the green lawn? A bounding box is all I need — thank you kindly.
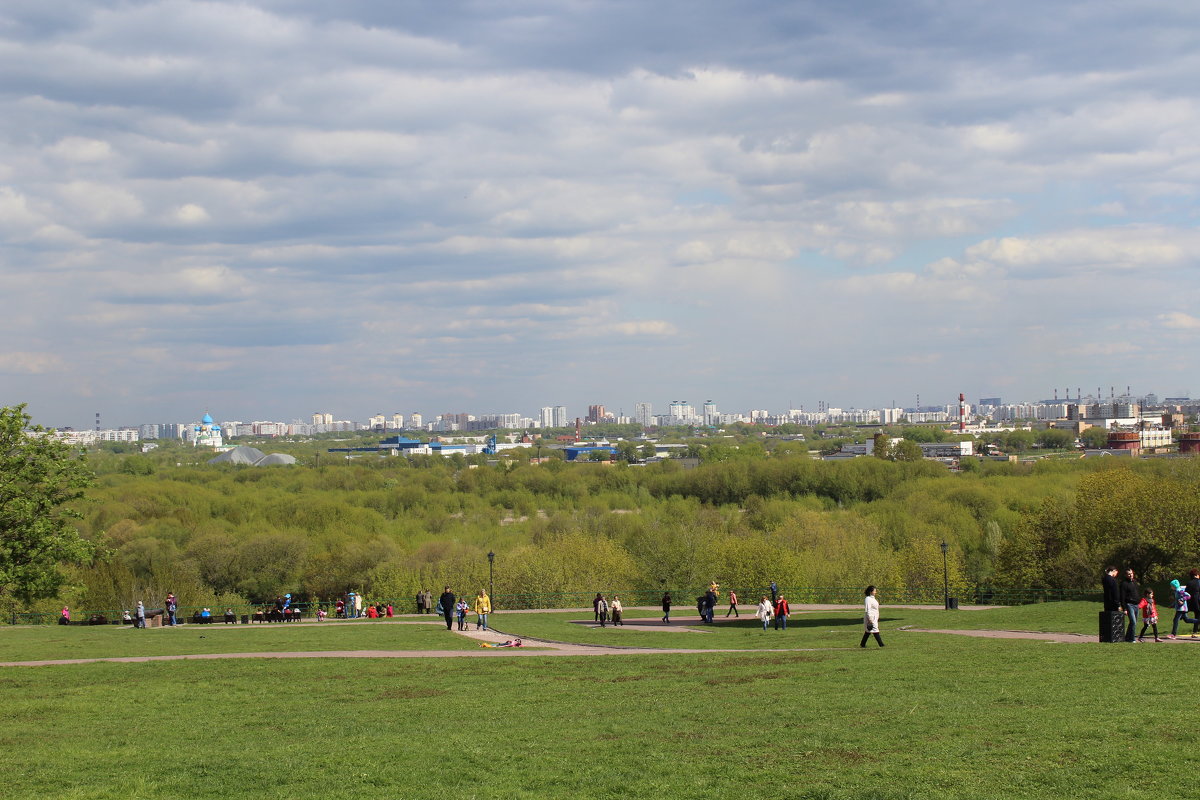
[0,619,477,661]
[0,632,1185,799]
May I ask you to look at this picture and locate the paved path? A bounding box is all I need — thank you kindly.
[3,612,1132,669]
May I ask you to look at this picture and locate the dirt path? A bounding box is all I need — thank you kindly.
[3,616,1123,669]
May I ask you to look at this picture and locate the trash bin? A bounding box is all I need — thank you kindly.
[946,597,959,610]
[240,614,249,625]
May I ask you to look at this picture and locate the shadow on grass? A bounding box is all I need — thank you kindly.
[703,615,891,630]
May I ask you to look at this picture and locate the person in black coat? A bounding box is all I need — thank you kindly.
[1119,568,1141,643]
[439,587,456,631]
[1101,566,1121,612]
[1186,569,1200,636]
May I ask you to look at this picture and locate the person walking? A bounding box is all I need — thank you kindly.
[756,596,773,631]
[593,593,603,622]
[1120,568,1141,643]
[725,590,739,617]
[1169,580,1200,639]
[661,592,672,624]
[1137,589,1161,642]
[611,596,623,626]
[424,589,434,614]
[1186,569,1200,636]
[861,585,884,647]
[165,593,177,626]
[416,590,425,614]
[597,595,609,628]
[773,594,789,631]
[473,590,491,631]
[703,588,717,623]
[770,581,778,603]
[439,586,456,631]
[135,601,146,629]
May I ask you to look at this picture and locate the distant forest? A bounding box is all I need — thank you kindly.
[17,435,1200,616]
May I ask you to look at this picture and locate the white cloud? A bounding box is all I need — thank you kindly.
[174,203,210,223]
[1160,312,1200,330]
[2,1,1200,424]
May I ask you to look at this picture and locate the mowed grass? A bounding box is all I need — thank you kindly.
[0,619,477,661]
[0,633,1189,800]
[486,601,1114,649]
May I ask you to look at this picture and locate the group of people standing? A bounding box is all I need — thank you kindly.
[436,588,492,631]
[1103,566,1200,641]
[593,594,624,626]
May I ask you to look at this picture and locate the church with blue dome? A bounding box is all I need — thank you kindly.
[193,412,223,448]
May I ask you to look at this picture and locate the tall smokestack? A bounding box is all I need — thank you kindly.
[958,393,966,432]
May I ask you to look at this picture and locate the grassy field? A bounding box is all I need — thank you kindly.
[0,635,1185,799]
[0,619,477,662]
[0,603,1186,799]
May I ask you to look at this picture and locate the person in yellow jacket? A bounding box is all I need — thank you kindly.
[473,590,492,631]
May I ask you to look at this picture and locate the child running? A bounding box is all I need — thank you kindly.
[1169,580,1200,639]
[1137,589,1161,642]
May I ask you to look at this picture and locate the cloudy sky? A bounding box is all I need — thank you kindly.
[2,1,1199,427]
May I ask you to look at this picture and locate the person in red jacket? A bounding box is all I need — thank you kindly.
[725,590,740,617]
[773,595,790,631]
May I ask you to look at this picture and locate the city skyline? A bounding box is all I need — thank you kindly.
[3,3,1200,427]
[37,384,1188,432]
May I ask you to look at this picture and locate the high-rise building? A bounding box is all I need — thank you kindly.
[668,401,695,423]
[539,407,555,428]
[552,406,568,428]
[391,413,404,430]
[634,402,653,428]
[587,404,606,423]
[409,413,423,429]
[702,401,718,426]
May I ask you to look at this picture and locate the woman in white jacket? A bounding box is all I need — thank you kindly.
[756,596,773,631]
[860,585,884,648]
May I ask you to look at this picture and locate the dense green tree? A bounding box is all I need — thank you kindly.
[0,405,95,603]
[1035,428,1074,450]
[1080,426,1111,449]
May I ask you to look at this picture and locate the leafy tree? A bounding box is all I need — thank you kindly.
[1004,430,1035,453]
[1080,426,1110,449]
[1035,428,1074,450]
[0,405,95,603]
[891,440,924,463]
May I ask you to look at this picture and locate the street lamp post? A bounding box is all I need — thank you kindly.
[940,540,950,610]
[488,551,495,602]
